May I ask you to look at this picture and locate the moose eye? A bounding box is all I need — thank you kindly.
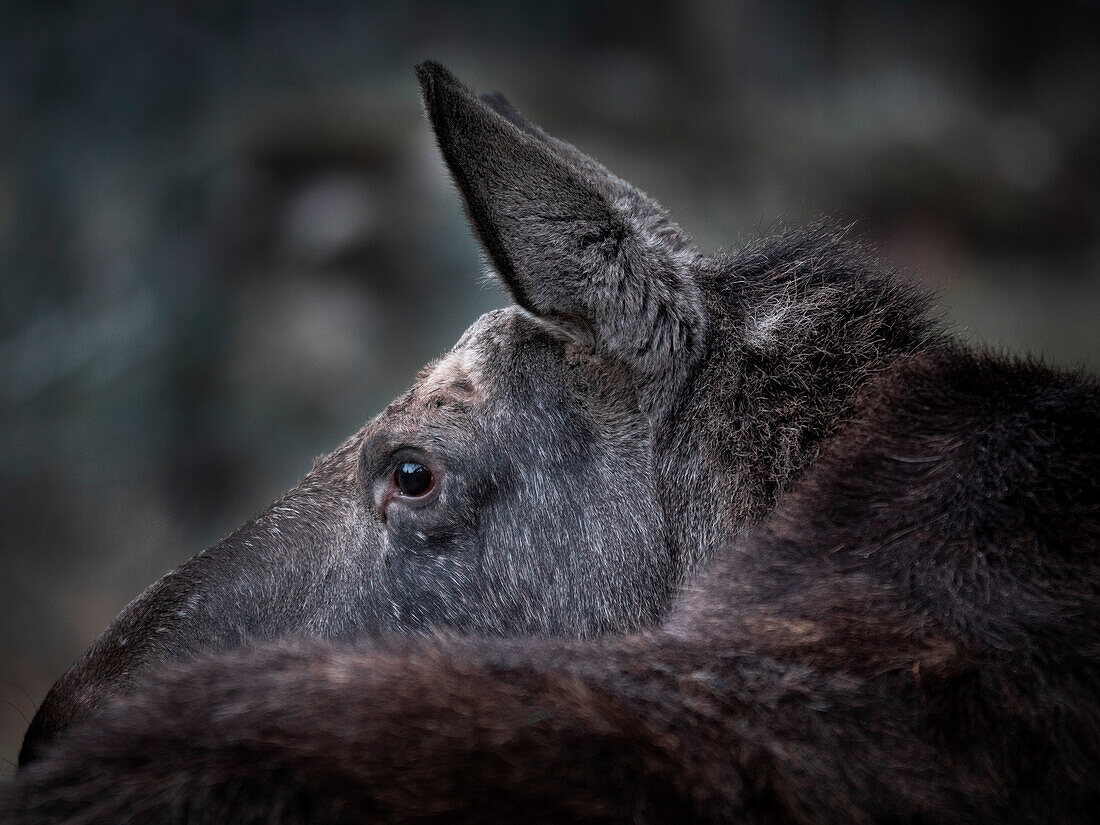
[394,462,433,497]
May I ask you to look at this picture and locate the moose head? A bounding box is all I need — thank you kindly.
[20,63,936,764]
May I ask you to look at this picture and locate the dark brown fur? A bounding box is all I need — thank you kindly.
[5,349,1097,823]
[4,65,1098,822]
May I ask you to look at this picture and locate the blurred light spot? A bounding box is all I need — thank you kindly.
[283,174,376,263]
[989,115,1062,191]
[842,66,957,144]
[232,277,375,393]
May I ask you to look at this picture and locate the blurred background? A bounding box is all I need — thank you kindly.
[1,0,1098,774]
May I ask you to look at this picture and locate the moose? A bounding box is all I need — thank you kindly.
[3,63,1098,823]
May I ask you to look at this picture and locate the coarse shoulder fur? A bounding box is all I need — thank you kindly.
[4,347,1097,825]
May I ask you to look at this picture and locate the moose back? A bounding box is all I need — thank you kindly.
[3,63,1097,823]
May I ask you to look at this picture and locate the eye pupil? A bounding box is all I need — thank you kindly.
[395,462,432,497]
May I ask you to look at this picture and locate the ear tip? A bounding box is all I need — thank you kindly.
[415,61,463,106]
[414,61,440,99]
[414,60,443,83]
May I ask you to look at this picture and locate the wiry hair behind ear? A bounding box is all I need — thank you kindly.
[416,62,707,421]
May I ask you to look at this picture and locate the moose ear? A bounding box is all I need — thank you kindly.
[416,62,707,418]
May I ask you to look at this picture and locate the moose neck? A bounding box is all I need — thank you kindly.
[659,226,942,581]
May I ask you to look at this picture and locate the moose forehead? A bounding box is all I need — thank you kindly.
[375,312,495,420]
[366,307,586,436]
